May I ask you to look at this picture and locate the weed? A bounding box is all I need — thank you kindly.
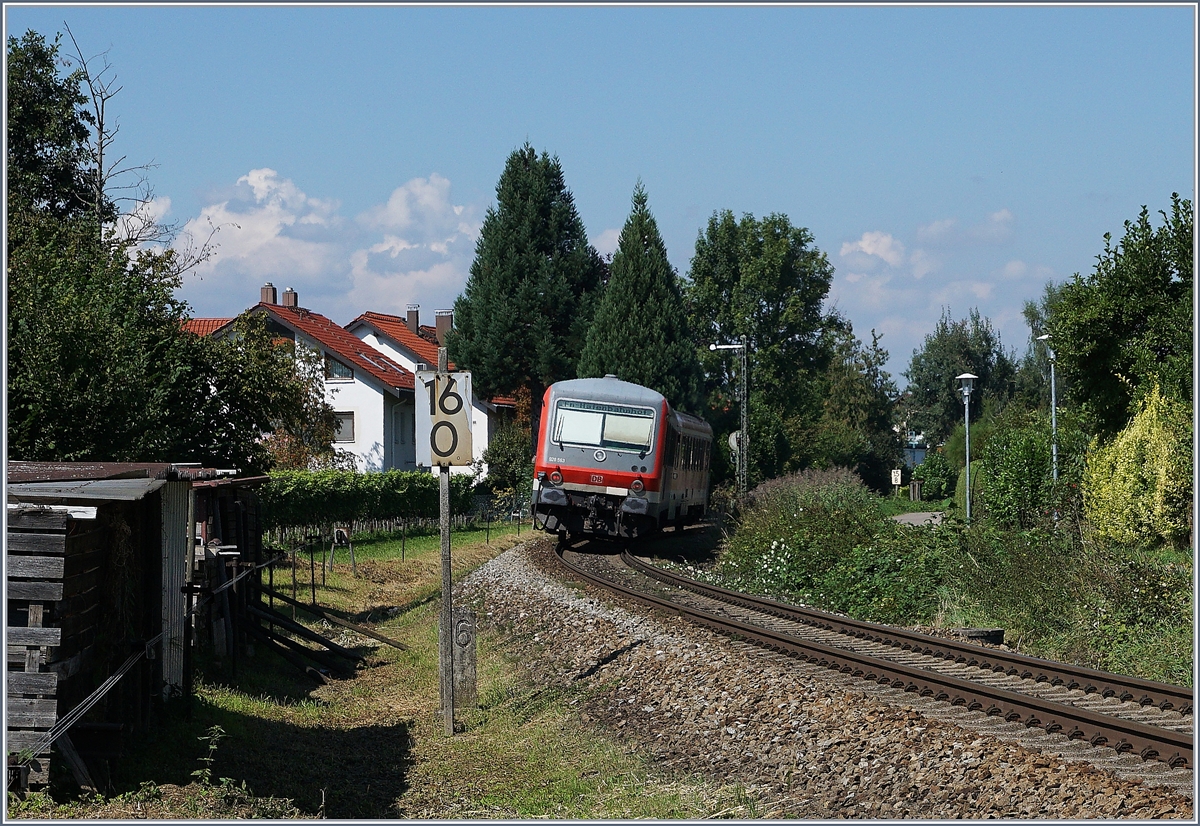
[191,724,225,786]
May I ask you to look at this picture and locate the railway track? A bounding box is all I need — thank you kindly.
[554,539,1193,773]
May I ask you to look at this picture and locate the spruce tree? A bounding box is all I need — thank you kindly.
[578,182,701,413]
[449,144,605,442]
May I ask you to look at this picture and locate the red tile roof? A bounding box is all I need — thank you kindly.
[183,318,233,336]
[347,311,450,369]
[256,304,414,394]
[348,312,521,407]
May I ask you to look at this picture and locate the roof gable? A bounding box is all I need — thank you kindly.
[347,311,450,369]
[183,318,233,336]
[255,304,413,394]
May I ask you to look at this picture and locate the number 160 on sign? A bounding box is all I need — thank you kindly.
[415,370,473,467]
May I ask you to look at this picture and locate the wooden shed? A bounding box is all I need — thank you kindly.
[5,462,266,791]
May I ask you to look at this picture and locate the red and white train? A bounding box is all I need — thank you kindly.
[531,375,713,540]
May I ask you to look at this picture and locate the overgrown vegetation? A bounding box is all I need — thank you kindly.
[713,469,1192,685]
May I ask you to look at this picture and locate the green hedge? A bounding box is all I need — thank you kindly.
[259,469,475,529]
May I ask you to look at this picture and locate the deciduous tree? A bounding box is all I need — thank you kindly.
[686,210,837,482]
[6,28,334,473]
[901,308,1016,445]
[1051,194,1192,438]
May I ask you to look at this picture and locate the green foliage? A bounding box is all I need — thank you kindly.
[939,526,1193,685]
[481,420,533,493]
[258,469,475,530]
[685,210,837,483]
[191,725,226,786]
[978,408,1087,531]
[578,182,702,413]
[719,469,888,596]
[718,468,947,624]
[6,31,330,474]
[953,460,986,519]
[901,308,1016,444]
[450,143,605,435]
[911,448,955,501]
[1082,386,1192,548]
[717,470,1193,683]
[6,30,106,221]
[809,323,902,491]
[1052,194,1192,438]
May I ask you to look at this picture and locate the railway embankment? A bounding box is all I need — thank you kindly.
[461,536,1193,819]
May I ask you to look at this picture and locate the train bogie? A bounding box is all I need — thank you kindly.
[532,375,713,540]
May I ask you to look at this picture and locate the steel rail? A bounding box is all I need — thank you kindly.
[622,551,1193,715]
[555,546,1192,769]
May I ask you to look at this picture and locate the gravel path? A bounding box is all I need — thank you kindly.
[460,538,1194,819]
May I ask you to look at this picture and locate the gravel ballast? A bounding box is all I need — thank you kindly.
[460,538,1194,819]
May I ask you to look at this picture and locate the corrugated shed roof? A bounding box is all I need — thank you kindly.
[8,478,168,503]
[347,311,449,369]
[6,461,233,483]
[256,303,414,394]
[183,318,233,336]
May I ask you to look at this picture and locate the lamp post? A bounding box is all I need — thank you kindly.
[956,373,977,523]
[1036,334,1058,482]
[710,335,749,497]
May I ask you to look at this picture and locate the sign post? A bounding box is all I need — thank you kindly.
[416,350,472,735]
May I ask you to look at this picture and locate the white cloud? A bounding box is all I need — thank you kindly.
[840,231,906,267]
[916,217,957,244]
[1000,259,1028,280]
[969,208,1014,243]
[174,170,482,323]
[592,228,620,257]
[909,249,937,280]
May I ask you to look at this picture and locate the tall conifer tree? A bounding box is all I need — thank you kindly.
[578,182,701,412]
[449,144,604,442]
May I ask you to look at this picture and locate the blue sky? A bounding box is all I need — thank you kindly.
[5,4,1195,384]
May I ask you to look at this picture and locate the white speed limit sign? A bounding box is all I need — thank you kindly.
[415,370,473,466]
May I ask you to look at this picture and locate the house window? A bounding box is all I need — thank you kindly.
[325,354,353,380]
[334,412,355,443]
[393,408,406,445]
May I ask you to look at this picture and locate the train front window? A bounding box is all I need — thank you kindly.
[553,400,655,452]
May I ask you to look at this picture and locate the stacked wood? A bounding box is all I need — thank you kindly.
[6,507,73,788]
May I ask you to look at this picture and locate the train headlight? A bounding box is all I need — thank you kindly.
[630,478,644,493]
[549,470,563,485]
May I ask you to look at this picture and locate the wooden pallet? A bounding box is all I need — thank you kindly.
[6,507,77,788]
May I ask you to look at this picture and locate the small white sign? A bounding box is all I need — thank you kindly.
[415,371,473,466]
[891,468,903,486]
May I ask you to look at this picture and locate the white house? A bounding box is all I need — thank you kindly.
[345,306,515,476]
[190,286,513,476]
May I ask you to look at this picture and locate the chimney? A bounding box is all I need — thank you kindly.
[261,282,278,304]
[435,309,453,346]
[282,287,298,309]
[406,304,420,335]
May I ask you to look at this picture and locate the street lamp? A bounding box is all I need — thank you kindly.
[1036,334,1058,482]
[710,335,749,497]
[956,373,977,523]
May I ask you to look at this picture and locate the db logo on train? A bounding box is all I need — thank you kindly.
[591,474,604,484]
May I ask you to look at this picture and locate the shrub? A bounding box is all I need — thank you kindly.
[259,469,474,530]
[980,409,1087,531]
[911,448,955,500]
[480,420,533,493]
[1083,386,1192,548]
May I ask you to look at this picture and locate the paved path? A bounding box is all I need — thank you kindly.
[891,511,944,526]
